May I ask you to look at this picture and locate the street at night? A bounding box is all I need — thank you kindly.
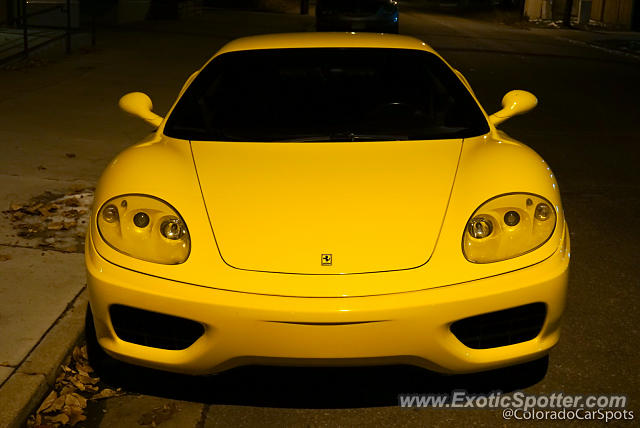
[0,1,639,426]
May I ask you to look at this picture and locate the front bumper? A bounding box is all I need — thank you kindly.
[86,225,569,375]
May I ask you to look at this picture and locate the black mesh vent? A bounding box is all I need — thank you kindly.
[450,303,546,349]
[110,305,204,350]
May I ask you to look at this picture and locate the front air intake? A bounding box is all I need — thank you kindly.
[109,305,204,350]
[450,303,546,349]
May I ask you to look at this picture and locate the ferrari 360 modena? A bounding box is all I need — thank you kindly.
[85,32,570,376]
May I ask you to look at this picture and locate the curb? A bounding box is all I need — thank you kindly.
[0,288,88,428]
[557,36,640,60]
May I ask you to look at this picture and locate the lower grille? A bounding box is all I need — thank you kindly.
[109,305,204,350]
[450,303,546,349]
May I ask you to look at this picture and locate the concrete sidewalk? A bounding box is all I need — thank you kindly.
[0,5,637,427]
[0,9,314,427]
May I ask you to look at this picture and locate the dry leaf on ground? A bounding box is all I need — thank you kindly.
[36,390,58,414]
[27,344,119,428]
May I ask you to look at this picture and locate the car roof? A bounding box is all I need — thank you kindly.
[214,32,437,56]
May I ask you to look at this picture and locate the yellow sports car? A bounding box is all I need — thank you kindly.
[85,32,570,376]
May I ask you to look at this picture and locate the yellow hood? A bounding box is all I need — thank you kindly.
[190,140,462,274]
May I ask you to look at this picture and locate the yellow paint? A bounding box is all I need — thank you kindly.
[190,139,462,274]
[87,32,570,374]
[86,223,569,374]
[118,92,163,128]
[489,90,538,126]
[91,131,564,297]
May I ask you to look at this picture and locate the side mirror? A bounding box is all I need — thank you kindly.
[118,92,164,128]
[489,90,537,127]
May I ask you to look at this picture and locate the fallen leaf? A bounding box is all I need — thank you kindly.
[65,392,87,409]
[36,391,57,413]
[70,377,85,391]
[27,414,42,428]
[58,384,77,396]
[0,254,11,262]
[76,363,93,374]
[77,373,99,385]
[63,209,80,219]
[47,223,64,231]
[11,211,26,220]
[79,345,89,361]
[67,408,86,426]
[38,205,58,216]
[47,412,69,424]
[92,388,118,400]
[9,203,22,211]
[72,346,82,361]
[45,394,66,413]
[84,384,99,393]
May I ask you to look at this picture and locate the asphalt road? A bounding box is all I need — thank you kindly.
[25,5,640,427]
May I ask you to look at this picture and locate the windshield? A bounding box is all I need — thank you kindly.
[164,48,489,142]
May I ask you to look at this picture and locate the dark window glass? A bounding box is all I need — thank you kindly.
[318,0,391,13]
[164,48,489,142]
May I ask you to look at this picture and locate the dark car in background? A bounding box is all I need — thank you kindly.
[316,0,399,33]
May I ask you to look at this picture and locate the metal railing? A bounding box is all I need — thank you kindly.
[1,0,96,64]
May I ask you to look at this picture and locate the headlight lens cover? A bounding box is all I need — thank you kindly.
[97,195,190,264]
[463,193,556,263]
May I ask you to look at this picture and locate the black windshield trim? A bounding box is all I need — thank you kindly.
[164,47,490,142]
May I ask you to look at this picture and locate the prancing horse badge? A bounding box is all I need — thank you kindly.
[321,254,332,266]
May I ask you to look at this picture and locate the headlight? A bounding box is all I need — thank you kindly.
[463,193,556,263]
[97,195,190,264]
